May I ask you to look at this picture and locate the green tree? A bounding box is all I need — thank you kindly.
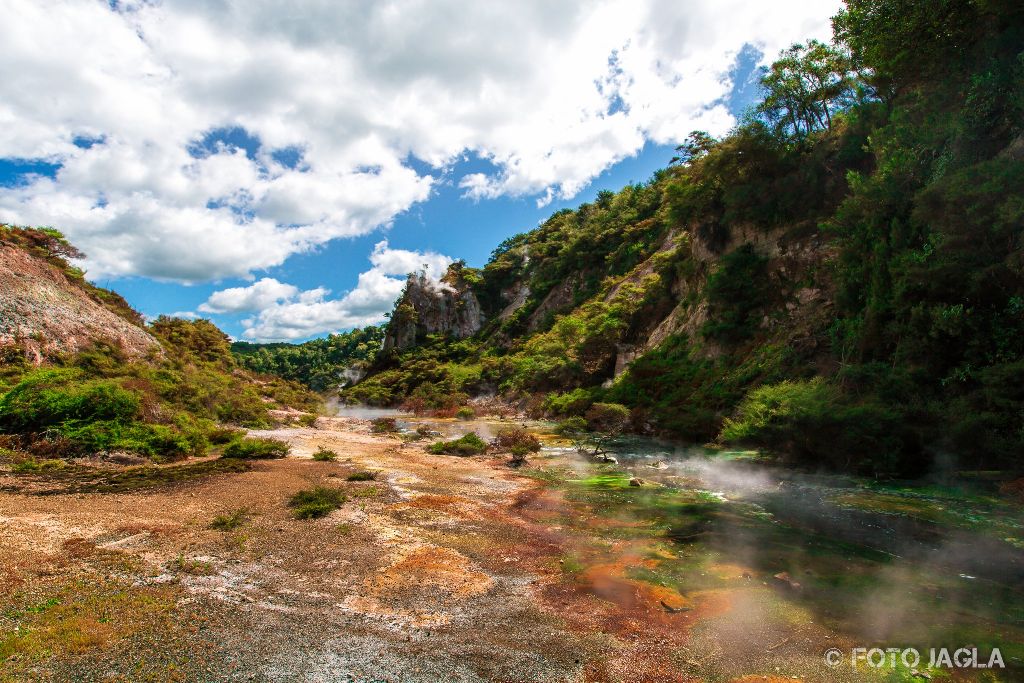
[756,40,862,139]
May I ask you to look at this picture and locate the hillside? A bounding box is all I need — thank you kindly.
[347,0,1024,476]
[0,226,318,463]
[0,226,159,364]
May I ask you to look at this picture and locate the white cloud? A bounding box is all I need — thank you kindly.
[0,0,839,283]
[198,277,299,314]
[217,241,452,341]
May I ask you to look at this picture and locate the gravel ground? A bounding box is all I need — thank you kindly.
[0,419,868,682]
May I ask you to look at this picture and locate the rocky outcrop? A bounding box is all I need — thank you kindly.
[383,269,484,351]
[0,244,159,364]
[526,274,581,333]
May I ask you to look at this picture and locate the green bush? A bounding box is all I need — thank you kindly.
[455,406,475,420]
[206,425,245,445]
[222,437,290,459]
[721,379,906,474]
[584,403,631,433]
[0,370,140,433]
[61,421,192,459]
[427,432,488,456]
[346,470,378,482]
[288,486,346,519]
[210,508,247,531]
[701,244,770,344]
[312,446,338,461]
[214,387,271,427]
[543,388,596,416]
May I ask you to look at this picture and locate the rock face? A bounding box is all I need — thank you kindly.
[383,269,484,351]
[0,244,159,363]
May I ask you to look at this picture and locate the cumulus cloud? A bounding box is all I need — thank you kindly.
[0,0,839,282]
[198,277,299,314]
[208,241,452,341]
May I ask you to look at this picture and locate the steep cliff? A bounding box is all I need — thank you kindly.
[382,266,484,351]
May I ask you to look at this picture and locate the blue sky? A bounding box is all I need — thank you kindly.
[0,1,837,341]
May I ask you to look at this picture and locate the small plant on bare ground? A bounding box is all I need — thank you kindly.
[312,446,338,461]
[288,486,346,519]
[492,426,541,467]
[172,555,214,575]
[427,432,488,456]
[295,413,318,428]
[222,436,290,459]
[210,508,248,531]
[346,470,378,481]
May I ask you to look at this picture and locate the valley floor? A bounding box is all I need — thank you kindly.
[0,418,996,682]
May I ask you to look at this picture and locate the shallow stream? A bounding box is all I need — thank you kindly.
[332,404,1024,677]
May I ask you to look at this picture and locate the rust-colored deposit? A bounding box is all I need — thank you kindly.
[0,418,865,682]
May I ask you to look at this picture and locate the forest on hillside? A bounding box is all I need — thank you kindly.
[341,0,1024,476]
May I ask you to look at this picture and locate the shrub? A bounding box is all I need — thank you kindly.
[207,426,244,445]
[543,388,596,416]
[555,416,589,436]
[312,446,338,461]
[585,403,631,434]
[295,413,318,428]
[0,370,141,433]
[492,426,541,454]
[222,437,290,459]
[701,244,769,343]
[509,445,531,467]
[370,417,398,433]
[720,379,906,474]
[60,421,192,459]
[455,407,475,420]
[172,555,214,575]
[210,508,247,531]
[214,387,271,427]
[427,432,488,456]
[346,470,378,482]
[288,486,346,519]
[12,459,40,473]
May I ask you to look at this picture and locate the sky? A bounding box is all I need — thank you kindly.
[0,0,841,342]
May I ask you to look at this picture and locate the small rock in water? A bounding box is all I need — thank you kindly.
[771,571,802,591]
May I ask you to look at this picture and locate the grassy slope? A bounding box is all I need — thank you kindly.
[0,227,320,464]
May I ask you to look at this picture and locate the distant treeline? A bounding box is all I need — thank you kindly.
[231,326,384,391]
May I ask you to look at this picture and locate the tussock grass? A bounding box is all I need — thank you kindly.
[288,486,346,519]
[210,508,248,531]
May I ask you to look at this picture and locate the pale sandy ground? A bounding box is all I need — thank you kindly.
[0,418,864,683]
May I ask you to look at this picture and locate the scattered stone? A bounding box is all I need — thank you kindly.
[772,571,802,591]
[659,600,691,613]
[628,477,643,487]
